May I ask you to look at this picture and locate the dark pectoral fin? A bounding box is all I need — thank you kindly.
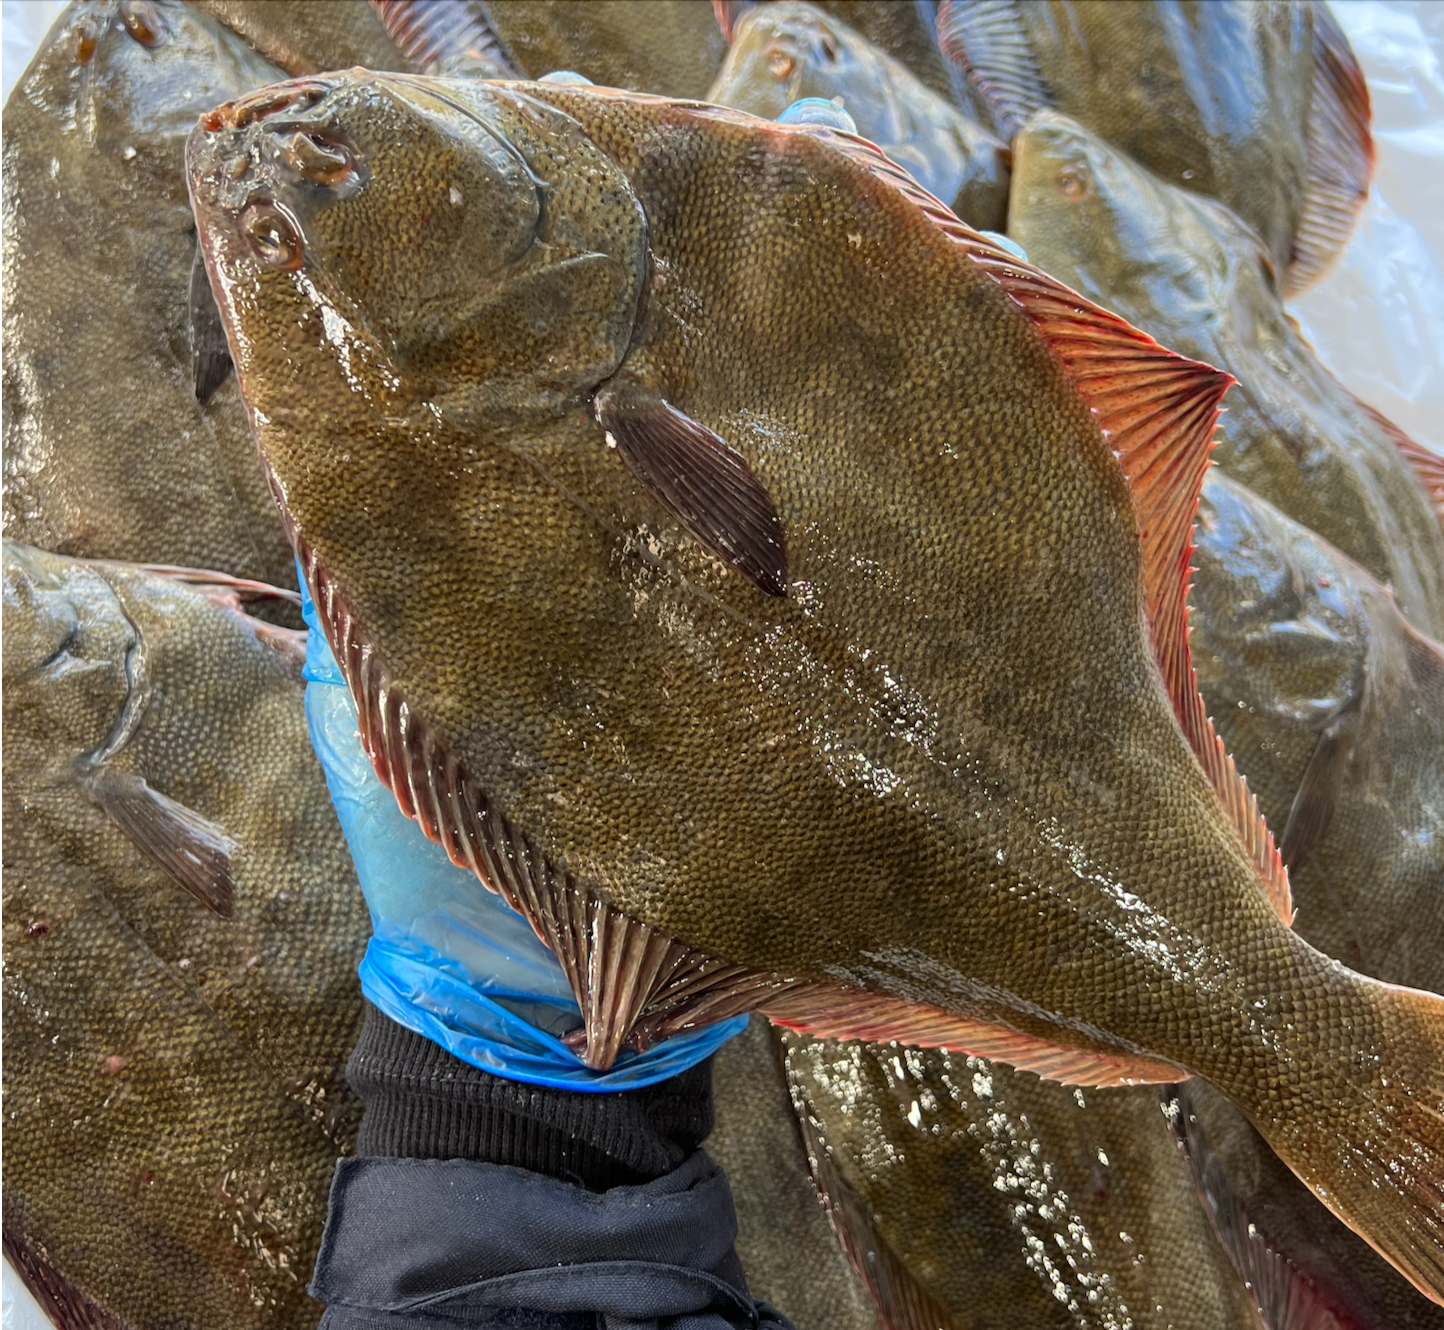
[190,241,233,404]
[91,770,237,918]
[594,385,788,597]
[1279,689,1360,873]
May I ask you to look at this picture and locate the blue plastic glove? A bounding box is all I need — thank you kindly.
[299,573,746,1091]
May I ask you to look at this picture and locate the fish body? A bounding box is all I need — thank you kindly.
[1,542,368,1330]
[784,1038,1260,1329]
[1008,111,1444,639]
[937,0,1372,293]
[708,1016,880,1330]
[396,0,730,97]
[188,74,1444,1301]
[191,0,420,75]
[707,1,1009,230]
[2,0,297,594]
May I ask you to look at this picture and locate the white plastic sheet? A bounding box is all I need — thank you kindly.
[0,3,1441,1328]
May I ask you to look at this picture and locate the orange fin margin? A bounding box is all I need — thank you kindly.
[818,127,1294,927]
[763,987,1185,1088]
[1286,4,1374,296]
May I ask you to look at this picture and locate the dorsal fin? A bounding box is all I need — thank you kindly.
[1285,4,1374,296]
[815,126,1293,925]
[371,0,519,78]
[935,0,1048,137]
[1351,395,1444,535]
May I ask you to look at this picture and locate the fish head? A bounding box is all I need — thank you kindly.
[2,543,133,766]
[710,1,883,125]
[186,71,647,456]
[1009,111,1278,336]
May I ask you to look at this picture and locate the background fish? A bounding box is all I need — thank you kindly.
[708,1017,880,1330]
[2,542,368,1330]
[1007,111,1444,640]
[707,1,1009,230]
[191,0,421,76]
[783,1038,1261,1330]
[188,73,1444,1300]
[377,0,727,97]
[2,0,297,597]
[937,0,1373,294]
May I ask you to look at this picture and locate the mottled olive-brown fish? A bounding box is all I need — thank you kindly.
[937,0,1372,294]
[708,1017,880,1330]
[783,1038,1260,1330]
[1193,473,1444,982]
[191,0,420,76]
[1008,111,1444,640]
[1,543,368,1330]
[377,0,727,98]
[188,73,1444,1301]
[714,0,1001,133]
[707,1,1009,231]
[2,0,296,596]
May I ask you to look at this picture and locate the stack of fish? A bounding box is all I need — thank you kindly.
[5,4,1444,1329]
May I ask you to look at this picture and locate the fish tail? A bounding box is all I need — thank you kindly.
[1243,980,1444,1307]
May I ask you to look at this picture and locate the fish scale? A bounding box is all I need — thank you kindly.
[187,74,1444,1304]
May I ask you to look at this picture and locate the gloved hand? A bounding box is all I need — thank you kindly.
[299,572,746,1091]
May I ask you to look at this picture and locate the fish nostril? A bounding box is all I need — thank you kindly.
[72,15,98,65]
[119,0,166,49]
[278,131,357,187]
[239,200,305,271]
[202,82,331,134]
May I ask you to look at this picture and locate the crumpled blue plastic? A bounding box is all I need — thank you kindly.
[298,570,746,1091]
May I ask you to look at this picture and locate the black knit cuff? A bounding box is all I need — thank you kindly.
[346,1001,715,1192]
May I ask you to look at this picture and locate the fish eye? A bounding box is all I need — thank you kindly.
[239,200,305,270]
[279,131,357,187]
[768,48,796,80]
[1056,162,1091,201]
[71,16,98,65]
[119,0,166,48]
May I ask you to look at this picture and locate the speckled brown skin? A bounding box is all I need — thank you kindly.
[708,1017,880,1330]
[191,0,420,76]
[189,75,1444,1300]
[485,1,727,97]
[783,1038,1262,1330]
[1009,112,1444,641]
[1,543,367,1330]
[707,2,1009,230]
[942,0,1317,283]
[1192,475,1444,993]
[1,1,296,594]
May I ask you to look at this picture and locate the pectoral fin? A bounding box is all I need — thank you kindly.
[594,383,788,596]
[90,770,237,918]
[190,240,232,404]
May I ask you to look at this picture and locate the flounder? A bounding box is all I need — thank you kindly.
[188,73,1444,1301]
[2,542,367,1330]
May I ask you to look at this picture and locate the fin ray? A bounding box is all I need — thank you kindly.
[935,0,1049,137]
[90,770,237,918]
[371,0,519,77]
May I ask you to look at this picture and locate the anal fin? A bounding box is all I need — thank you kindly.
[89,770,237,918]
[763,986,1186,1088]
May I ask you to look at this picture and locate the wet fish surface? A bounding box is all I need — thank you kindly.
[1008,111,1444,640]
[1192,473,1444,985]
[2,0,297,596]
[191,0,421,76]
[708,1016,880,1330]
[378,0,727,97]
[2,542,367,1330]
[707,1,1009,230]
[188,73,1444,1302]
[784,1038,1260,1329]
[937,0,1373,294]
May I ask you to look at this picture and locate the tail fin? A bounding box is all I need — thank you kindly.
[1248,982,1444,1307]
